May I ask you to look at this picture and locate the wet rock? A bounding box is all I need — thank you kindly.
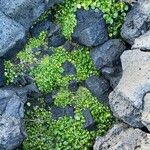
[121,1,150,44]
[85,75,110,103]
[73,8,108,47]
[94,123,150,150]
[0,11,26,58]
[90,39,126,70]
[109,49,150,128]
[82,109,96,131]
[132,30,150,51]
[68,80,79,92]
[62,61,77,76]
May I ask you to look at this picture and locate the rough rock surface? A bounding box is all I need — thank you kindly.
[121,0,150,44]
[142,93,150,132]
[73,8,108,47]
[94,123,150,150]
[132,30,150,50]
[0,11,26,58]
[85,75,110,103]
[109,49,150,128]
[102,65,122,89]
[0,88,27,150]
[0,0,64,29]
[0,0,45,29]
[90,39,126,70]
[0,84,39,150]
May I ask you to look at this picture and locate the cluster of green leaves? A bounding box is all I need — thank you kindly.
[4,32,47,85]
[54,0,128,38]
[31,47,98,93]
[23,87,114,150]
[5,32,97,93]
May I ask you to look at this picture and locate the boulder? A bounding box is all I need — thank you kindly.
[121,1,150,44]
[132,30,150,51]
[0,87,29,150]
[94,123,150,150]
[90,39,126,70]
[85,75,110,103]
[72,8,108,47]
[0,11,26,58]
[0,0,46,29]
[109,49,150,128]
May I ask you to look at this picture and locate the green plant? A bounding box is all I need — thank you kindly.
[4,61,24,85]
[24,87,114,150]
[30,47,98,93]
[54,0,128,39]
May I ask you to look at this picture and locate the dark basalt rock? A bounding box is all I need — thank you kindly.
[90,39,126,70]
[44,93,54,109]
[62,61,77,76]
[30,20,52,37]
[82,109,96,131]
[0,11,27,59]
[102,65,123,89]
[0,0,45,29]
[51,105,75,120]
[68,80,79,92]
[0,84,39,150]
[72,8,108,47]
[31,21,60,38]
[85,75,110,103]
[63,41,79,52]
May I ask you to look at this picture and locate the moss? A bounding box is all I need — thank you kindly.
[54,0,128,39]
[23,87,114,150]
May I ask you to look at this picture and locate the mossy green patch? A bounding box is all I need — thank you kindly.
[23,87,114,150]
